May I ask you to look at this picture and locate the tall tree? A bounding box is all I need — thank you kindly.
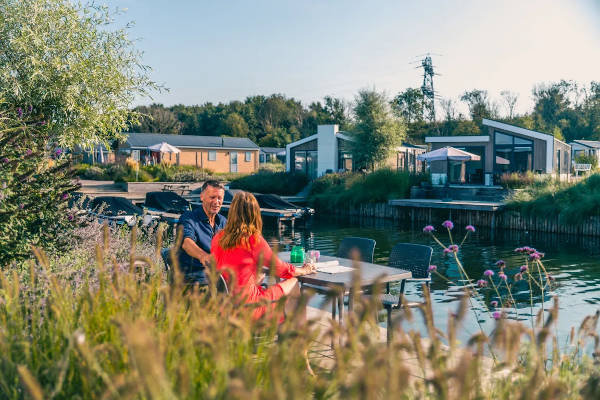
[500,90,519,119]
[130,104,182,134]
[0,0,157,149]
[351,89,406,170]
[391,88,426,124]
[221,112,249,137]
[460,89,497,122]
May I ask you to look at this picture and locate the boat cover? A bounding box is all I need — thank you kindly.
[145,191,190,213]
[90,196,144,216]
[254,194,299,210]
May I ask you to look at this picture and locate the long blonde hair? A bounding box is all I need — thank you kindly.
[219,191,263,250]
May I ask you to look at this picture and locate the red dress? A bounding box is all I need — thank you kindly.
[211,231,296,319]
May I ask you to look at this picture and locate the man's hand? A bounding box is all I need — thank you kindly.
[182,237,212,266]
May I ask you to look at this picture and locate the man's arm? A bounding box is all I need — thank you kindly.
[182,237,211,265]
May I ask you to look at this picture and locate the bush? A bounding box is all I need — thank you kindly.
[575,153,598,170]
[0,107,79,264]
[308,169,429,212]
[229,170,309,195]
[505,173,600,223]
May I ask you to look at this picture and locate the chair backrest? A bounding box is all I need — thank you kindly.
[337,237,376,263]
[388,243,433,279]
[216,274,229,294]
[161,248,172,272]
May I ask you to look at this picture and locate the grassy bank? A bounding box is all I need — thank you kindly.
[308,169,429,212]
[505,173,600,223]
[1,223,599,398]
[229,170,309,195]
[73,163,240,182]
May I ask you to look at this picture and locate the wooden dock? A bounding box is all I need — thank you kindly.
[388,199,504,212]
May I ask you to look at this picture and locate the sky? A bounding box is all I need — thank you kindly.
[104,0,600,116]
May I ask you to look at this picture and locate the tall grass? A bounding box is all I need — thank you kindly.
[229,170,309,195]
[309,169,429,212]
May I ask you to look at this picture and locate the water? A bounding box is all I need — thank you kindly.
[264,216,600,347]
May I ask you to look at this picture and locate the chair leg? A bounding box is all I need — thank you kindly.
[386,305,392,344]
[400,279,406,295]
[386,282,390,294]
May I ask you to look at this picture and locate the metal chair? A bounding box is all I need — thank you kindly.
[161,247,225,290]
[336,237,376,263]
[377,243,433,343]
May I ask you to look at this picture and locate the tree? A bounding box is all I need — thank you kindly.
[391,88,426,124]
[460,89,497,122]
[130,104,182,134]
[351,89,406,170]
[500,90,519,119]
[0,0,157,149]
[221,112,249,137]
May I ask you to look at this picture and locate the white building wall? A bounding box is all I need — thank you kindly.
[317,124,338,176]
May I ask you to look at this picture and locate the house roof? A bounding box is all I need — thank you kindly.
[571,140,600,149]
[260,147,286,154]
[124,132,259,149]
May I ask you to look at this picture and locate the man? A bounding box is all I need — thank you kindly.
[177,180,226,284]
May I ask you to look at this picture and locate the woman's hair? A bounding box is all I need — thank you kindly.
[219,191,263,250]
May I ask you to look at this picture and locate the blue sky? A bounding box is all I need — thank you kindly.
[105,0,600,115]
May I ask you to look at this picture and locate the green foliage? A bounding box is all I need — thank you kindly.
[229,170,309,195]
[73,163,215,183]
[309,169,429,212]
[575,153,598,169]
[0,108,79,264]
[505,173,600,223]
[130,103,183,134]
[391,87,426,124]
[498,171,546,189]
[0,0,157,149]
[351,89,406,170]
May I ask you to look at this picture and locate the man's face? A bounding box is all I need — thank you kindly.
[200,186,224,216]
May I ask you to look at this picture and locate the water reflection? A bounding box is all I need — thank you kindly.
[263,216,600,346]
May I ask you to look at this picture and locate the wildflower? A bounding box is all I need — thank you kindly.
[495,260,506,267]
[55,149,63,156]
[2,158,8,163]
[514,272,522,281]
[428,265,437,273]
[519,265,528,273]
[28,105,33,112]
[18,203,24,209]
[443,248,451,255]
[484,269,494,277]
[465,225,475,232]
[68,214,74,221]
[491,300,498,308]
[422,225,435,233]
[477,279,487,287]
[449,244,459,253]
[529,252,541,261]
[61,193,69,200]
[17,107,22,118]
[493,311,502,320]
[25,149,32,156]
[498,273,507,280]
[515,247,524,253]
[442,220,454,230]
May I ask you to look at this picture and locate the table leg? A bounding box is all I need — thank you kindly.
[337,294,343,325]
[348,290,354,313]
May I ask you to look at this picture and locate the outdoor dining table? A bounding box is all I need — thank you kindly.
[277,251,412,324]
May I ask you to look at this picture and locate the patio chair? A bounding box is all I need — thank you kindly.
[161,247,227,292]
[374,243,433,343]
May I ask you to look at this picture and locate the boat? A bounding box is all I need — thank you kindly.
[142,191,191,223]
[89,196,159,227]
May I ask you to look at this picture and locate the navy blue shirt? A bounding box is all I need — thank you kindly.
[178,207,227,274]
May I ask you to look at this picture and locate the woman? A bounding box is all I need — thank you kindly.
[211,191,315,319]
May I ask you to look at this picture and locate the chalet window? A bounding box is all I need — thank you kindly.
[245,151,252,162]
[208,151,216,161]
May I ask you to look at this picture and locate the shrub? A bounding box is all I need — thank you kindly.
[575,153,598,169]
[0,106,79,264]
[229,170,309,195]
[308,169,429,212]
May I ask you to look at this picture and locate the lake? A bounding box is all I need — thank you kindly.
[264,216,600,346]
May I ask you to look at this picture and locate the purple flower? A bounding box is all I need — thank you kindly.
[450,244,459,253]
[477,279,487,288]
[465,225,475,232]
[498,273,507,280]
[67,214,74,221]
[427,264,437,273]
[25,149,32,156]
[61,193,68,200]
[17,108,22,118]
[484,269,494,277]
[2,158,8,163]
[55,149,63,156]
[28,105,33,112]
[491,300,498,308]
[514,273,522,281]
[519,265,528,273]
[495,260,506,267]
[18,203,24,209]
[529,252,541,261]
[492,311,502,320]
[423,225,435,233]
[442,220,454,230]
